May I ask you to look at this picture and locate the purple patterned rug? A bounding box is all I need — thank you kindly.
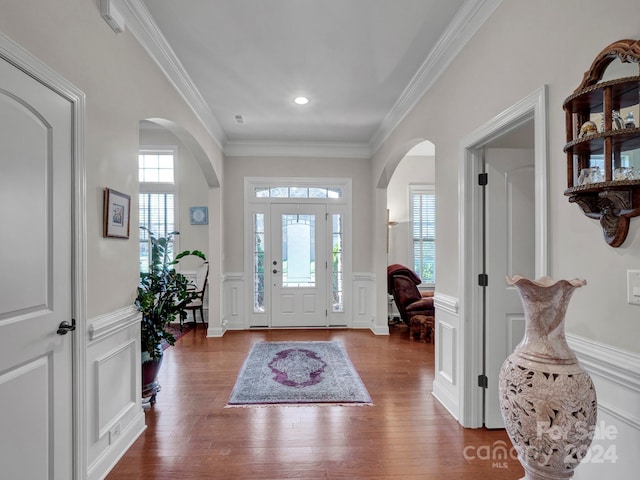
[227,341,372,406]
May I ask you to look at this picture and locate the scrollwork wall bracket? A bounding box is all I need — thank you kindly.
[568,186,640,247]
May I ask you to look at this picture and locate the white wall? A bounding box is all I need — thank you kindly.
[3,0,640,478]
[387,154,435,267]
[0,1,223,478]
[372,0,640,354]
[371,1,640,477]
[0,0,222,319]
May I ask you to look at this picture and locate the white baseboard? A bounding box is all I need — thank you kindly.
[89,410,146,480]
[432,381,459,421]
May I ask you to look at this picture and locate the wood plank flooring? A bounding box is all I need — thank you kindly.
[106,324,524,479]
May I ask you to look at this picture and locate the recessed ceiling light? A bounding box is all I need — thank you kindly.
[294,96,309,105]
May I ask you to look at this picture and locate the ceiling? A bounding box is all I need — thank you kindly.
[121,0,500,156]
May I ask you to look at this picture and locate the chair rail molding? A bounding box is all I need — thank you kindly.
[567,333,640,428]
[88,306,140,343]
[433,292,459,315]
[566,333,640,479]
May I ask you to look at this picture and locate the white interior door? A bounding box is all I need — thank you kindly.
[0,56,74,477]
[484,148,535,428]
[271,204,327,327]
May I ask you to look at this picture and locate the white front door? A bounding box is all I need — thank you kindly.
[0,56,74,477]
[484,148,535,428]
[270,204,327,327]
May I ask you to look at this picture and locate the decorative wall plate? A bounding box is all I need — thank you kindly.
[190,206,208,225]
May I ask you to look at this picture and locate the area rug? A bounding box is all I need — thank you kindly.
[161,322,195,351]
[227,341,372,406]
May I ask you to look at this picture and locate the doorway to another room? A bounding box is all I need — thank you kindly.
[387,141,436,324]
[459,86,549,429]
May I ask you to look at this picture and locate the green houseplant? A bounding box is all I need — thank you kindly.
[135,228,205,404]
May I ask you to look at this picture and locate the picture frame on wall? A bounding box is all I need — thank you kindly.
[190,206,208,225]
[103,188,131,238]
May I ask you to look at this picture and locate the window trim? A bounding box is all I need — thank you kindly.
[139,145,180,267]
[409,184,436,288]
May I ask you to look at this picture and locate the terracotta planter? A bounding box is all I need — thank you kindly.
[498,276,597,480]
[141,350,163,406]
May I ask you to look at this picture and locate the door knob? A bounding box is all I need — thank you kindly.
[273,269,279,274]
[57,319,76,335]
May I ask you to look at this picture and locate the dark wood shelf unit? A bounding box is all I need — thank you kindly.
[563,39,640,247]
[564,127,640,156]
[563,76,640,113]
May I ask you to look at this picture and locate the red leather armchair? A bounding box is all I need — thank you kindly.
[387,264,435,341]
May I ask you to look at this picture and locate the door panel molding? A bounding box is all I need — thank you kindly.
[0,31,86,478]
[271,203,327,327]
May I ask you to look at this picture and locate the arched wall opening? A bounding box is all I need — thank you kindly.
[143,118,220,188]
[372,139,436,335]
[386,140,436,271]
[138,118,222,332]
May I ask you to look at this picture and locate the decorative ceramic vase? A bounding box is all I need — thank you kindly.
[498,276,597,480]
[141,350,163,406]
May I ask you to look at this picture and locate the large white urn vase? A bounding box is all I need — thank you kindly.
[498,276,597,480]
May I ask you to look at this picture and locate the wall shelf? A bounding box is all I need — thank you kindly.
[563,39,640,247]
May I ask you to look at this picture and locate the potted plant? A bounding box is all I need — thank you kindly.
[135,228,206,405]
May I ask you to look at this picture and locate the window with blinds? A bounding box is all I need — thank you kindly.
[139,148,177,272]
[410,186,436,286]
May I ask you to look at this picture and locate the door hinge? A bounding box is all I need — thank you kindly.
[326,309,328,317]
[478,273,488,287]
[478,374,488,388]
[478,172,488,186]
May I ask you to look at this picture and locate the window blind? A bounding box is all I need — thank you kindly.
[411,190,436,285]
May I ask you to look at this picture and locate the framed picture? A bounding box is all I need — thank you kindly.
[190,206,208,225]
[103,188,131,238]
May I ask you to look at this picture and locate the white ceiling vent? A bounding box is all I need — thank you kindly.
[233,114,245,124]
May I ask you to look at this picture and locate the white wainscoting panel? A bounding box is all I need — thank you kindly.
[95,340,137,440]
[352,273,377,331]
[567,334,640,480]
[86,307,145,480]
[432,292,460,420]
[217,272,243,334]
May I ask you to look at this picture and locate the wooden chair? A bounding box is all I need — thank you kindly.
[183,262,209,328]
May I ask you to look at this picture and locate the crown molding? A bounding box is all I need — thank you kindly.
[368,0,503,155]
[121,0,501,159]
[223,141,371,159]
[120,0,226,150]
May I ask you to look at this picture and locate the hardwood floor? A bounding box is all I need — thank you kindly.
[106,324,524,479]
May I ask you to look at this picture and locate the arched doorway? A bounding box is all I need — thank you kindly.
[138,119,221,332]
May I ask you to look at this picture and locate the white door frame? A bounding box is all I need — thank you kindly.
[458,86,549,427]
[244,177,352,329]
[0,32,87,477]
